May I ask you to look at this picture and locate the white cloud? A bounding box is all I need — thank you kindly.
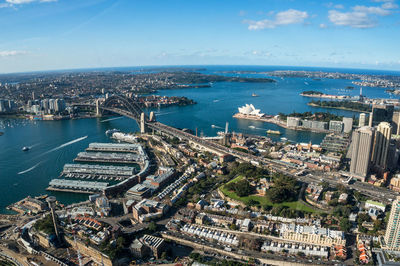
[352,5,390,15]
[328,1,398,28]
[382,2,399,9]
[5,0,56,5]
[334,4,344,9]
[0,50,27,57]
[319,23,328,28]
[245,9,308,30]
[328,10,376,28]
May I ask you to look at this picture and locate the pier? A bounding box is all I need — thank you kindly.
[61,164,137,181]
[85,142,144,153]
[74,151,143,164]
[47,179,109,194]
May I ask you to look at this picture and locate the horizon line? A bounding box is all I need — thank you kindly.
[1,63,400,76]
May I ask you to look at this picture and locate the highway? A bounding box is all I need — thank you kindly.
[79,101,399,204]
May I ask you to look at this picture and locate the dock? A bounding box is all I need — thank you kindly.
[47,179,109,194]
[61,163,136,181]
[85,142,143,153]
[74,151,143,164]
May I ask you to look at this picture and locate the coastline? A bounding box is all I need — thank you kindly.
[307,103,367,113]
[300,93,349,100]
[232,113,330,134]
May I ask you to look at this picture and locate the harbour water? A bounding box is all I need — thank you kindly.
[0,65,399,213]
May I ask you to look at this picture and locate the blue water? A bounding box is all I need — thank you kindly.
[1,65,399,213]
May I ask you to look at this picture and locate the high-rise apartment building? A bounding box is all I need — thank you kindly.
[369,104,394,127]
[372,122,392,170]
[343,117,353,133]
[359,113,366,127]
[385,196,400,250]
[350,126,374,179]
[392,111,400,135]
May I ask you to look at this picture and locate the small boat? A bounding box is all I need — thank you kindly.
[266,130,281,135]
[280,137,288,141]
[22,146,30,151]
[105,129,119,136]
[248,125,256,129]
[251,93,259,97]
[211,125,217,128]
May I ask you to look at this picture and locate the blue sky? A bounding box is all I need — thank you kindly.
[0,0,399,73]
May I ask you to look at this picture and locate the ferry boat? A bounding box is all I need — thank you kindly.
[105,129,119,136]
[266,130,281,135]
[22,146,30,151]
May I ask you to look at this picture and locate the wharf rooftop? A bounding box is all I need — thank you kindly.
[74,151,144,164]
[86,142,144,153]
[62,163,136,176]
[47,179,109,193]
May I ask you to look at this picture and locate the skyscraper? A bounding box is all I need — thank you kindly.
[369,104,394,127]
[46,196,60,241]
[359,113,366,127]
[385,196,400,250]
[392,111,400,135]
[350,126,374,179]
[342,117,353,133]
[372,122,392,170]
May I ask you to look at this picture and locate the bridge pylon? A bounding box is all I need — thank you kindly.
[95,99,101,117]
[140,112,147,134]
[149,111,155,122]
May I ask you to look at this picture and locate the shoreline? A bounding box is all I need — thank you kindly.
[300,93,349,100]
[232,113,330,134]
[307,103,368,113]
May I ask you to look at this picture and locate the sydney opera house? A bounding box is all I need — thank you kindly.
[238,104,265,117]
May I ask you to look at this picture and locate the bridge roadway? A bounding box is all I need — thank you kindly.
[85,104,399,203]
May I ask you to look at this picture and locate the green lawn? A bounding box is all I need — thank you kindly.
[220,176,316,213]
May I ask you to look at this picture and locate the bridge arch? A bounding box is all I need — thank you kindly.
[101,95,145,121]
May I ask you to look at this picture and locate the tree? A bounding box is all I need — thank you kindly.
[161,251,167,260]
[148,221,157,232]
[319,181,329,190]
[266,174,298,203]
[339,218,352,233]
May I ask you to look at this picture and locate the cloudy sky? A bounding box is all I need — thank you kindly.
[0,0,399,73]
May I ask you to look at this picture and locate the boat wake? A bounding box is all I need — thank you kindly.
[44,136,88,155]
[211,125,224,129]
[156,111,177,116]
[18,162,41,175]
[100,117,123,122]
[249,126,268,131]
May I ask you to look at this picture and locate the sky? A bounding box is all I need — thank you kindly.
[0,0,399,73]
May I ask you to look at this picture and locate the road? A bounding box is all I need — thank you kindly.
[80,103,399,204]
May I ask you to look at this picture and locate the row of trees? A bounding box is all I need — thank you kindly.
[309,100,372,112]
[266,174,299,204]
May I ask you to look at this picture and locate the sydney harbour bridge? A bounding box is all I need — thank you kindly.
[74,95,399,202]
